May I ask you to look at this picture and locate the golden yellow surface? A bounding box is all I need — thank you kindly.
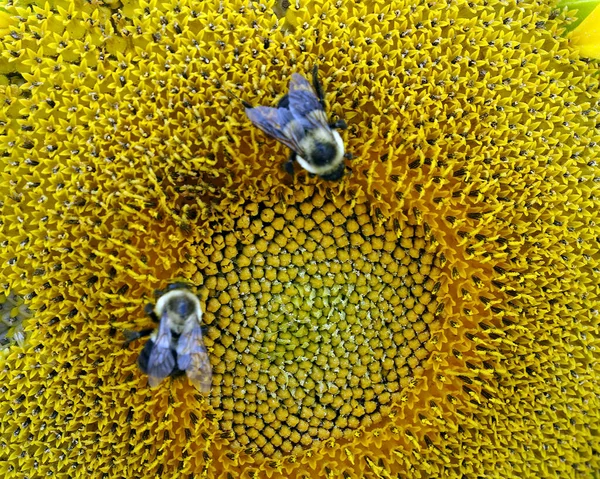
[570,4,600,57]
[0,0,599,477]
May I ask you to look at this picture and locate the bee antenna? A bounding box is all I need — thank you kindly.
[227,89,253,110]
[311,63,326,108]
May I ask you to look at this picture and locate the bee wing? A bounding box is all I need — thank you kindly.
[175,320,201,370]
[288,73,330,130]
[245,106,306,155]
[186,348,213,393]
[146,313,175,387]
[176,322,212,393]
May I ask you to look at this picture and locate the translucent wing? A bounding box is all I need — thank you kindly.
[146,312,175,387]
[245,105,306,154]
[288,73,329,130]
[176,321,202,354]
[176,322,212,393]
[175,321,203,371]
[186,347,213,393]
[177,352,191,371]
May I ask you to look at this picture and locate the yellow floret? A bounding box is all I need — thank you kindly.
[0,0,599,477]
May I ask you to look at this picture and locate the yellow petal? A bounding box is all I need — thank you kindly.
[570,4,600,57]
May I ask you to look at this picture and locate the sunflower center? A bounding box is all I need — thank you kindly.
[200,193,442,459]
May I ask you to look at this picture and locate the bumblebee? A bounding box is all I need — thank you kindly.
[124,284,212,393]
[243,65,350,181]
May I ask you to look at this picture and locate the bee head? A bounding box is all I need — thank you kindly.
[168,295,194,318]
[311,141,337,166]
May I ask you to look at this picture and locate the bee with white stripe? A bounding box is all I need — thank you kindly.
[243,65,350,181]
[124,284,212,393]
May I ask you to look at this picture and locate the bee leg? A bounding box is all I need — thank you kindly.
[330,119,347,130]
[144,303,160,323]
[311,64,326,109]
[284,161,295,175]
[283,152,296,176]
[123,328,154,347]
[152,288,164,299]
[344,152,355,161]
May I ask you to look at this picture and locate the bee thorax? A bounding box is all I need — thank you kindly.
[154,289,203,334]
[295,129,345,179]
[165,299,195,331]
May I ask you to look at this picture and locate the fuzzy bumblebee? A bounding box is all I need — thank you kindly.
[124,284,212,393]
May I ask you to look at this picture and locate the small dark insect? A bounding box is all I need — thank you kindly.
[123,284,212,393]
[243,65,351,181]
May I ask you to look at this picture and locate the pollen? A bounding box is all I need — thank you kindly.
[0,0,599,477]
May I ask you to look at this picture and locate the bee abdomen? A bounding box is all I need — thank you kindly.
[137,339,184,377]
[137,339,155,374]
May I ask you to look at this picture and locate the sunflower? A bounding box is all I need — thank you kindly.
[0,0,599,477]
